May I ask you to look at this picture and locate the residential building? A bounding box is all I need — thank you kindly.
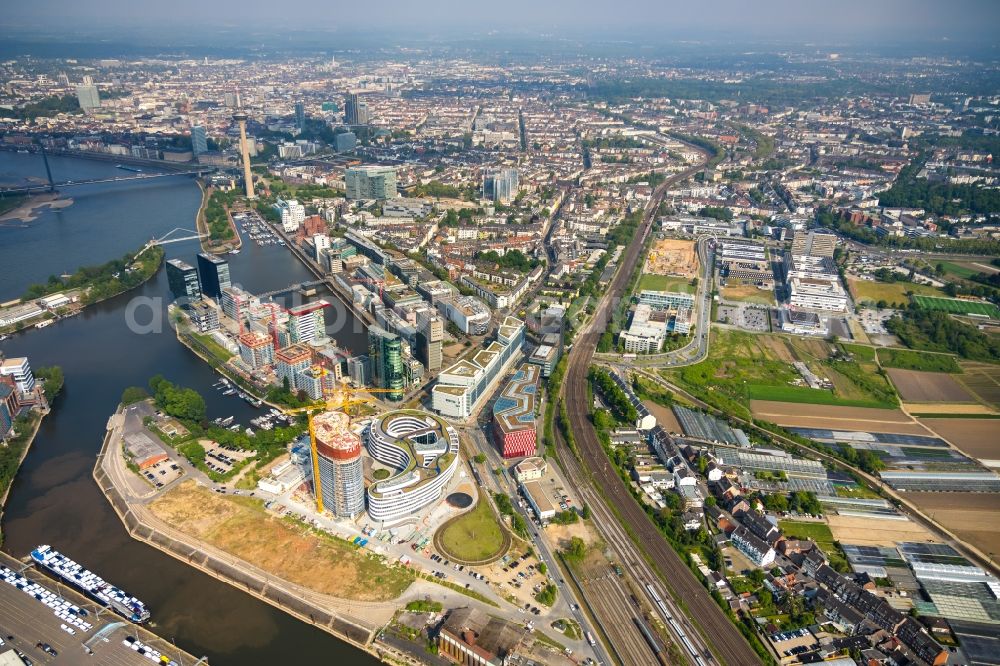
[275,344,312,389]
[166,258,201,300]
[312,410,365,519]
[730,525,776,567]
[196,253,231,299]
[345,166,397,200]
[621,303,667,354]
[287,301,328,344]
[238,331,274,369]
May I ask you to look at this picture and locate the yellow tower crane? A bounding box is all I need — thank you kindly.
[278,386,403,514]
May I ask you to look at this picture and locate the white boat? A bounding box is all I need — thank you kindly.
[35,320,53,329]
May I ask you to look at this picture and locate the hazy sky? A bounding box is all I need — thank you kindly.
[4,0,1000,43]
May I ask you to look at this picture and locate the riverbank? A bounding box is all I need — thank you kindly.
[196,185,242,254]
[0,245,164,336]
[0,406,50,540]
[0,191,74,223]
[94,404,382,654]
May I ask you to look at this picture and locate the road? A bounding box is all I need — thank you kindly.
[556,141,763,666]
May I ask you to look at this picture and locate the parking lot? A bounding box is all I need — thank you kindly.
[201,440,255,475]
[138,459,183,489]
[716,302,771,331]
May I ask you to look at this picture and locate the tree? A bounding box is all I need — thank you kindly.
[561,537,587,561]
[473,453,487,464]
[581,504,592,519]
[121,386,150,405]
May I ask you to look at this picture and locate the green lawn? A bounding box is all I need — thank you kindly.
[839,343,876,363]
[832,484,881,500]
[877,348,962,373]
[438,493,508,563]
[779,520,846,569]
[912,295,1000,320]
[939,262,980,280]
[191,332,235,363]
[637,273,696,293]
[849,278,941,305]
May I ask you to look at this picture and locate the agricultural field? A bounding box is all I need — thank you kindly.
[149,481,413,601]
[826,514,937,548]
[670,330,898,415]
[955,362,1000,408]
[939,261,998,280]
[905,492,1000,557]
[885,369,976,403]
[750,400,927,434]
[839,343,876,363]
[921,418,1000,461]
[720,283,776,305]
[643,400,682,433]
[847,277,941,306]
[636,273,696,293]
[912,295,1000,319]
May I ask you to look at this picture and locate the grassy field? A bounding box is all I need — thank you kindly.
[848,278,941,305]
[779,519,846,569]
[637,273,696,293]
[149,481,413,601]
[939,262,980,280]
[839,343,876,363]
[877,348,962,373]
[191,332,235,363]
[670,330,898,415]
[721,283,776,305]
[832,484,882,500]
[437,493,507,563]
[912,295,1000,319]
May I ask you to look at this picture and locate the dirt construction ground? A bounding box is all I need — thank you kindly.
[920,419,1000,462]
[644,238,698,278]
[149,481,413,601]
[750,400,927,434]
[827,514,938,547]
[886,369,977,403]
[905,492,1000,557]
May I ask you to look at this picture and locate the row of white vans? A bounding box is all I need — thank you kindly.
[122,635,179,666]
[0,564,93,633]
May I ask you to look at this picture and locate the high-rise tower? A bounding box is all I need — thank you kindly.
[232,93,255,199]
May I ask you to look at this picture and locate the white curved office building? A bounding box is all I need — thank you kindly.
[365,410,460,525]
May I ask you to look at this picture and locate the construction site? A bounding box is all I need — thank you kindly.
[643,238,699,279]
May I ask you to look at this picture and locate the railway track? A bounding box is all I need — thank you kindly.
[556,143,763,666]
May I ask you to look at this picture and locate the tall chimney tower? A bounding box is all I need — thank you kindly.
[232,92,255,199]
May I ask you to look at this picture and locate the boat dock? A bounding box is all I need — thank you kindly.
[0,550,206,665]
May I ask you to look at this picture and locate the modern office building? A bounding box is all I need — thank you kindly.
[364,410,461,525]
[345,166,398,200]
[416,311,444,372]
[344,93,369,125]
[492,364,539,459]
[482,168,519,203]
[294,102,305,130]
[437,296,491,335]
[238,330,274,369]
[368,326,405,401]
[0,357,35,396]
[187,300,219,332]
[166,258,201,300]
[347,355,370,387]
[432,317,524,419]
[638,290,696,311]
[334,131,357,152]
[275,344,312,388]
[76,77,100,111]
[190,125,208,155]
[312,410,365,519]
[276,198,306,232]
[287,301,329,344]
[196,253,231,299]
[791,230,837,258]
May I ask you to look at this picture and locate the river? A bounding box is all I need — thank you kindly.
[0,151,378,664]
